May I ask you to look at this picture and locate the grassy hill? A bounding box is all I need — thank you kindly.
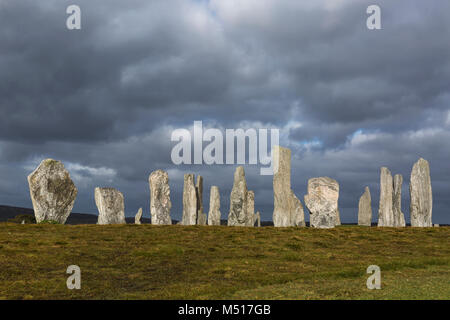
[0,223,448,300]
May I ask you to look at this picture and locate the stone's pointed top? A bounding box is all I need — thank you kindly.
[234,166,245,178]
[380,166,391,173]
[135,207,143,225]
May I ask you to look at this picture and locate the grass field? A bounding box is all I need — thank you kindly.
[0,223,449,300]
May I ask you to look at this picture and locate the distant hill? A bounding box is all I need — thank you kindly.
[0,205,152,225]
[0,205,276,225]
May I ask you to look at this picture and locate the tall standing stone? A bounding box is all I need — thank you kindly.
[27,159,77,224]
[182,174,197,225]
[228,166,252,226]
[135,208,143,225]
[246,190,262,227]
[149,170,172,225]
[95,187,126,225]
[378,167,394,227]
[304,177,340,228]
[196,176,207,225]
[273,145,306,227]
[208,186,221,226]
[410,158,432,227]
[247,190,255,226]
[393,174,406,227]
[358,186,372,226]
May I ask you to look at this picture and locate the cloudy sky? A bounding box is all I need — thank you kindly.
[0,0,449,223]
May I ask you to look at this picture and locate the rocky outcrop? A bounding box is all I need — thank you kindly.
[378,167,394,227]
[228,166,253,226]
[182,174,197,225]
[304,177,340,228]
[208,186,221,226]
[149,170,172,225]
[27,159,77,224]
[358,187,372,226]
[410,158,432,227]
[95,187,126,225]
[135,208,143,225]
[393,174,406,227]
[272,146,305,227]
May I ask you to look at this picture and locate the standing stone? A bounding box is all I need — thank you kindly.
[246,190,261,227]
[254,211,261,227]
[272,146,306,227]
[196,176,204,214]
[135,208,143,225]
[149,170,172,225]
[393,174,406,227]
[228,166,251,226]
[182,174,197,225]
[196,176,207,225]
[410,158,432,227]
[378,167,394,227]
[95,187,126,225]
[27,159,77,224]
[304,177,340,228]
[290,190,305,227]
[358,187,372,226]
[208,186,221,226]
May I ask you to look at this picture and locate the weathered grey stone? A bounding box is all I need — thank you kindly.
[182,174,197,225]
[393,174,406,227]
[135,208,143,225]
[95,187,126,225]
[247,190,255,224]
[195,176,207,225]
[27,159,77,224]
[290,190,305,227]
[197,212,207,225]
[254,211,261,227]
[149,170,172,225]
[358,187,372,226]
[228,166,252,226]
[196,176,204,215]
[272,146,305,227]
[410,158,433,227]
[378,167,394,227]
[246,190,261,227]
[304,177,339,228]
[208,186,221,226]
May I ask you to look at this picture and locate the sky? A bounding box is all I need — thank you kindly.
[0,0,449,223]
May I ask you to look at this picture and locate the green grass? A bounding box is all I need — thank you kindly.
[0,223,448,300]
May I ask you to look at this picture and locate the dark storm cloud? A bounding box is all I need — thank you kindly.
[0,0,449,223]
